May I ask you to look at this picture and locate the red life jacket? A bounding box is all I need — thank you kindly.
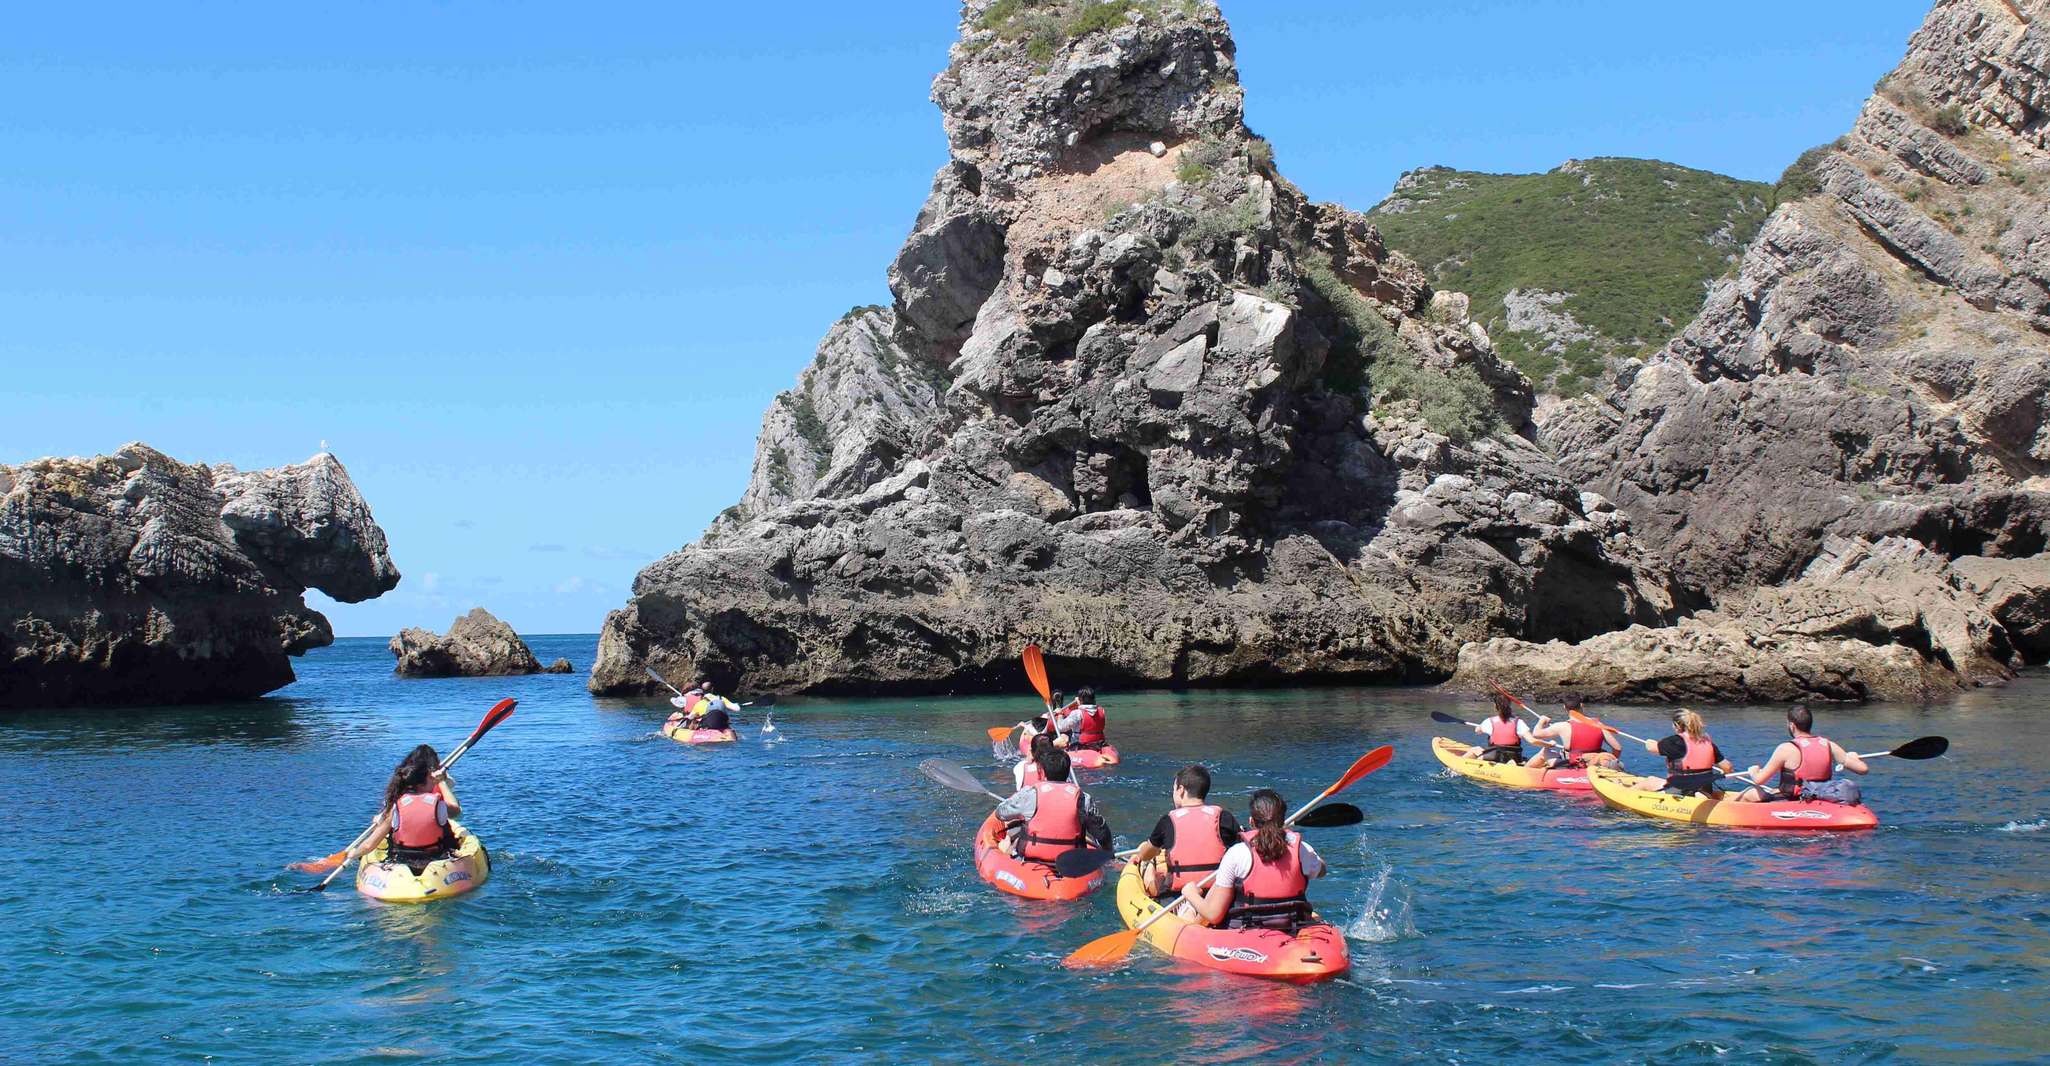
[1077,704,1108,747]
[1228,830,1311,927]
[682,691,705,714]
[1780,734,1833,794]
[1680,733,1716,772]
[390,788,448,850]
[1163,804,1226,891]
[1018,759,1046,788]
[1487,716,1521,747]
[1566,720,1606,755]
[1020,782,1085,863]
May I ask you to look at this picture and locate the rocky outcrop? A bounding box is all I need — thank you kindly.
[0,444,399,708]
[1523,0,2050,699]
[1452,536,2045,701]
[390,608,548,678]
[591,1,1680,696]
[544,657,574,674]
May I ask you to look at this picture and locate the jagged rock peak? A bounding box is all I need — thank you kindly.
[0,443,400,708]
[590,2,1680,698]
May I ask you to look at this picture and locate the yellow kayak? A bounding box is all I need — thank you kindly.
[1587,764,1878,830]
[355,821,491,902]
[1113,859,1348,982]
[1430,737,1594,791]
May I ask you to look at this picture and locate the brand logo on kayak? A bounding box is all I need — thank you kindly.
[444,870,472,886]
[1558,776,1587,785]
[1207,946,1269,964]
[364,873,387,889]
[995,871,1028,891]
[1769,810,1835,821]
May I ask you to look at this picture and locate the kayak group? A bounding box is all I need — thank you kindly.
[1433,687,1943,831]
[290,650,1940,982]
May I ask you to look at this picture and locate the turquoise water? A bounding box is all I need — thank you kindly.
[3,636,2047,1063]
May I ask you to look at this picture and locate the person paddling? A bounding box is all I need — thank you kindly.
[1527,694,1620,770]
[1624,709,1731,797]
[1051,687,1107,751]
[1462,693,1533,764]
[1130,765,1243,899]
[345,745,462,871]
[1729,704,1868,804]
[1013,731,1056,790]
[993,748,1112,863]
[1181,788,1327,931]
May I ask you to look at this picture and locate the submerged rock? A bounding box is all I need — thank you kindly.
[0,444,399,708]
[592,1,1678,696]
[390,608,547,678]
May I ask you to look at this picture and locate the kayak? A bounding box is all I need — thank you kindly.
[1587,764,1879,830]
[1069,745,1120,769]
[1114,860,1349,982]
[1430,737,1595,792]
[1015,732,1119,768]
[972,813,1104,900]
[665,724,737,745]
[356,822,490,903]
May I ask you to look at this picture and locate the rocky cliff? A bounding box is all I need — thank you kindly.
[1456,0,2050,701]
[0,444,399,708]
[592,0,1680,696]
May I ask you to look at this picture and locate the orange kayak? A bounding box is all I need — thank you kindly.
[1114,860,1348,982]
[971,813,1104,900]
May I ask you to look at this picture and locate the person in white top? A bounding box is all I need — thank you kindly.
[1181,789,1327,930]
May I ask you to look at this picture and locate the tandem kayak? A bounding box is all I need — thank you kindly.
[1430,737,1595,792]
[972,813,1104,900]
[664,725,737,745]
[1015,732,1119,768]
[1587,765,1879,831]
[356,822,490,903]
[1113,860,1349,982]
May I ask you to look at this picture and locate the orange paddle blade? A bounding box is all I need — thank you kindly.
[1569,709,1615,732]
[1022,644,1052,706]
[1331,744,1395,794]
[987,725,1015,742]
[288,851,346,874]
[1063,926,1143,969]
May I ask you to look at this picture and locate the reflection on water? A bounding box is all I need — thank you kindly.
[0,642,2046,1063]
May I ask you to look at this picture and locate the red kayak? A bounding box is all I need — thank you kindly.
[1016,732,1120,768]
[971,813,1104,900]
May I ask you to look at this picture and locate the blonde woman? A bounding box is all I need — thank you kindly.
[1626,709,1731,798]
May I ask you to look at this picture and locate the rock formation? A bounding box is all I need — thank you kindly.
[0,444,399,708]
[592,0,1680,696]
[390,608,551,677]
[1457,0,2050,700]
[545,657,574,674]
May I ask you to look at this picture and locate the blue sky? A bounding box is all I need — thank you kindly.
[1,1,1929,638]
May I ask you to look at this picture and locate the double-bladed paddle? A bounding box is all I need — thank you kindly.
[919,758,1007,802]
[1051,803,1366,879]
[295,698,517,891]
[987,644,1057,743]
[1063,744,1395,970]
[1722,735,1950,789]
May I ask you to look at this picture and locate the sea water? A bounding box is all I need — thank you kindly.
[3,636,2045,1062]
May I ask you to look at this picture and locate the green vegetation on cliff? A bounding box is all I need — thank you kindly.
[1366,158,1770,395]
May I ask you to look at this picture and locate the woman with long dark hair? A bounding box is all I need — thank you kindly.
[345,744,461,867]
[1181,788,1326,930]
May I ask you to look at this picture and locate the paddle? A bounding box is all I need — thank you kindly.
[1428,710,1564,752]
[1023,643,1054,709]
[1052,803,1368,879]
[1570,708,1652,746]
[1064,744,1394,969]
[297,698,517,891]
[646,667,686,699]
[919,758,1006,802]
[988,724,1021,743]
[1723,736,1950,788]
